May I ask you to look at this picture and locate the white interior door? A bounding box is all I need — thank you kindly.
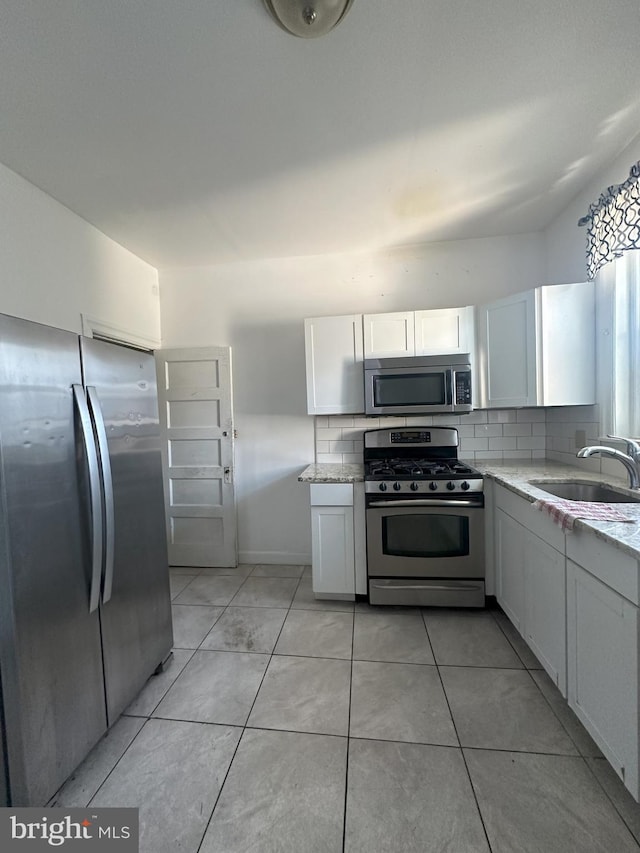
[155,347,237,567]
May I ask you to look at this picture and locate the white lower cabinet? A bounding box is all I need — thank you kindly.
[494,485,566,695]
[311,505,354,598]
[495,508,525,632]
[309,483,366,600]
[567,558,639,798]
[524,532,566,692]
[491,481,640,800]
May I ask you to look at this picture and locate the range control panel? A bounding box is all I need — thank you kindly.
[365,478,484,495]
[390,431,431,443]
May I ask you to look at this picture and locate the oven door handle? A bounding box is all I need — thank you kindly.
[367,499,482,508]
[370,582,483,591]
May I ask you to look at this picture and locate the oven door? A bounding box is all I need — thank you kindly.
[366,499,484,580]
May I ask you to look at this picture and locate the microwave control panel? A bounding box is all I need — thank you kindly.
[455,371,472,405]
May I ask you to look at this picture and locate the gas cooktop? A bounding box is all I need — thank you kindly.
[363,426,483,496]
[366,458,478,480]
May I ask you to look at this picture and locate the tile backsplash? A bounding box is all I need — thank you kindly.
[314,404,606,468]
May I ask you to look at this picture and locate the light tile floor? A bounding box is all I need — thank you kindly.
[52,564,640,853]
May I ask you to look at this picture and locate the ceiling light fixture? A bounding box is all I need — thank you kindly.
[262,0,355,38]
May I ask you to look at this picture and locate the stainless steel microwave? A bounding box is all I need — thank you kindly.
[364,354,473,416]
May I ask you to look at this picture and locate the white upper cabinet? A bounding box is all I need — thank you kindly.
[414,306,475,356]
[304,315,364,415]
[479,290,536,408]
[363,311,415,358]
[364,306,475,359]
[477,282,595,408]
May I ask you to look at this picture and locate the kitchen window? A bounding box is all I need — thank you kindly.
[596,250,640,437]
[580,160,640,438]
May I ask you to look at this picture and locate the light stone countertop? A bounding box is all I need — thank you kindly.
[298,459,640,560]
[298,463,364,483]
[474,459,640,561]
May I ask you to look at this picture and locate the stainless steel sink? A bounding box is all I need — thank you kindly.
[530,481,640,503]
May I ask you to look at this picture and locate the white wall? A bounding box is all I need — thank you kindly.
[159,232,544,564]
[0,162,160,340]
[544,133,640,285]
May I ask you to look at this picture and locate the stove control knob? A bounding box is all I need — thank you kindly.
[410,482,419,491]
[461,481,470,491]
[429,481,438,491]
[393,482,402,491]
[446,481,455,491]
[379,483,387,492]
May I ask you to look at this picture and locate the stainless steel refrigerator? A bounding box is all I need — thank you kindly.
[0,313,173,806]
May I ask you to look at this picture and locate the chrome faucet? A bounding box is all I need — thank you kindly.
[577,434,640,490]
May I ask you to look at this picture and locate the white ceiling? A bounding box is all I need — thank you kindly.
[1,1,639,268]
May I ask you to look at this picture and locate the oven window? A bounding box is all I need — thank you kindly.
[382,513,469,558]
[373,372,447,407]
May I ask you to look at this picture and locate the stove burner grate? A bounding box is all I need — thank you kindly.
[366,458,478,480]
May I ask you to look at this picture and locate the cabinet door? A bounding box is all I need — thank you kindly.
[304,315,364,414]
[524,532,566,694]
[353,482,367,596]
[414,307,475,355]
[495,508,525,632]
[310,506,355,599]
[567,560,638,798]
[363,312,415,358]
[480,290,536,407]
[538,283,595,406]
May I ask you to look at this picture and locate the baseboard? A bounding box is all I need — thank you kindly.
[238,550,312,566]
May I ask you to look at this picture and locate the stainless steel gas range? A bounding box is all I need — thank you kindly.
[364,426,485,608]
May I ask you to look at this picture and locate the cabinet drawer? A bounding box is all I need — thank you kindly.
[494,484,564,552]
[567,532,639,604]
[310,483,354,506]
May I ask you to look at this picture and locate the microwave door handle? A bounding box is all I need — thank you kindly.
[446,369,453,406]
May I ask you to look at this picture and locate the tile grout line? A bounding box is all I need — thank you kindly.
[102,565,303,852]
[488,608,538,668]
[421,609,495,853]
[341,606,356,853]
[81,718,150,810]
[489,607,640,848]
[116,566,257,851]
[194,565,306,853]
[55,565,216,807]
[580,759,640,849]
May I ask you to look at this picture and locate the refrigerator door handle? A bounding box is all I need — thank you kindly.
[87,386,115,605]
[72,384,103,613]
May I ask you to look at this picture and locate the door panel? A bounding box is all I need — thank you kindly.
[495,509,525,632]
[155,347,237,567]
[0,316,106,805]
[81,338,173,723]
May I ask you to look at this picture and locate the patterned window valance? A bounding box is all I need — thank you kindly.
[578,160,640,280]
